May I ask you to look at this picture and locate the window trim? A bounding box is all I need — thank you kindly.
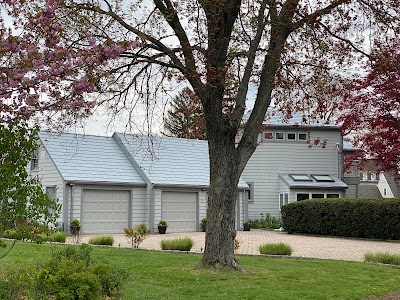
[31,147,39,171]
[279,192,289,209]
[246,182,254,204]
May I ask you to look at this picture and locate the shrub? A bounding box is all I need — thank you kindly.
[88,235,114,246]
[259,243,293,255]
[161,238,193,251]
[0,264,37,300]
[281,198,400,240]
[35,244,127,299]
[158,220,168,227]
[250,213,282,229]
[364,252,400,266]
[51,232,67,243]
[124,224,150,249]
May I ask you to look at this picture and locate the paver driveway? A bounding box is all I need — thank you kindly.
[68,229,400,262]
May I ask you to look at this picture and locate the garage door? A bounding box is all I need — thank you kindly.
[82,189,129,234]
[162,192,197,232]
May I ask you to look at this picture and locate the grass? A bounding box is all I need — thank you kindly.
[88,235,114,246]
[2,240,400,299]
[259,242,293,255]
[365,252,400,266]
[161,237,193,251]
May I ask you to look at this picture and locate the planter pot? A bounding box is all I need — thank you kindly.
[158,226,167,234]
[70,225,80,235]
[201,224,206,232]
[243,224,251,231]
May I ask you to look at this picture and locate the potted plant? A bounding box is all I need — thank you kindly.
[70,218,80,235]
[201,218,207,232]
[158,220,168,234]
[243,219,251,231]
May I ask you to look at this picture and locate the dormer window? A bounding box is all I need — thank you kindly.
[31,147,39,171]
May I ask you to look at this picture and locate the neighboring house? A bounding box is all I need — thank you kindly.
[240,111,351,220]
[30,132,248,234]
[357,159,399,199]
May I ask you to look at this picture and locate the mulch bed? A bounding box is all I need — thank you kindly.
[368,290,400,300]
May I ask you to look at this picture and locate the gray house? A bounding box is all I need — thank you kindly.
[31,132,248,234]
[240,111,353,220]
[31,110,356,234]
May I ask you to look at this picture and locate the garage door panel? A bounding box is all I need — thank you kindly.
[162,192,197,232]
[82,189,129,234]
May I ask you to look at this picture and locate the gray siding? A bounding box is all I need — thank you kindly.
[29,143,65,226]
[242,128,342,219]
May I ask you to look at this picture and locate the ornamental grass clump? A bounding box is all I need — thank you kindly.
[161,238,193,251]
[364,252,400,266]
[51,232,67,243]
[88,235,114,246]
[259,242,293,256]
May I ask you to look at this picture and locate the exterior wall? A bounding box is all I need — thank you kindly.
[344,184,358,198]
[131,187,149,225]
[241,128,342,219]
[29,143,65,227]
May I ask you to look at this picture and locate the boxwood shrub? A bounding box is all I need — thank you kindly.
[281,198,400,240]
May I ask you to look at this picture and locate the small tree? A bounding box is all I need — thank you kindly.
[123,224,150,249]
[0,121,60,252]
[340,40,400,172]
[164,88,206,140]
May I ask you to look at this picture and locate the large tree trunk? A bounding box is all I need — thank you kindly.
[198,131,244,270]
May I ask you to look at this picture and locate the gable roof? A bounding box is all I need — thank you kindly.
[114,132,249,189]
[39,131,146,185]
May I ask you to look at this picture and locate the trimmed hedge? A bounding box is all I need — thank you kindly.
[281,198,400,240]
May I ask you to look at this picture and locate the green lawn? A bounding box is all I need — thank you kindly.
[1,240,400,300]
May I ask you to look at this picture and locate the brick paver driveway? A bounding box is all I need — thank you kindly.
[70,229,400,262]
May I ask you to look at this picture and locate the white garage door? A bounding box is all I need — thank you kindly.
[82,189,129,234]
[162,192,197,232]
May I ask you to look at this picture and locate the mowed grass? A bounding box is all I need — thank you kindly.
[1,240,400,300]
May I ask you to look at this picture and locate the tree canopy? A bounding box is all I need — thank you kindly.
[164,87,206,139]
[0,0,399,269]
[340,40,400,172]
[0,121,60,250]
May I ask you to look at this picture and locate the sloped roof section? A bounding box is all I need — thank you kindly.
[114,133,249,189]
[39,131,146,185]
[279,173,348,190]
[242,108,340,128]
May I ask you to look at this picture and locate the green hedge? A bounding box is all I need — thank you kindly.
[281,198,400,240]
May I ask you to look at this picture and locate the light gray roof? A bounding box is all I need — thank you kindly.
[114,133,249,189]
[279,173,348,190]
[243,108,339,128]
[343,137,359,152]
[39,131,146,185]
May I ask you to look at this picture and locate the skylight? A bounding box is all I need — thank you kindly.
[290,174,312,181]
[311,175,335,182]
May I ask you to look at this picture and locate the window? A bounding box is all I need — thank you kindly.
[312,194,324,199]
[279,193,289,209]
[46,186,57,215]
[287,133,296,140]
[327,194,340,198]
[298,133,307,141]
[246,182,254,203]
[290,174,312,181]
[31,147,39,170]
[275,132,284,140]
[311,175,335,182]
[297,192,341,201]
[264,132,273,140]
[297,193,309,201]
